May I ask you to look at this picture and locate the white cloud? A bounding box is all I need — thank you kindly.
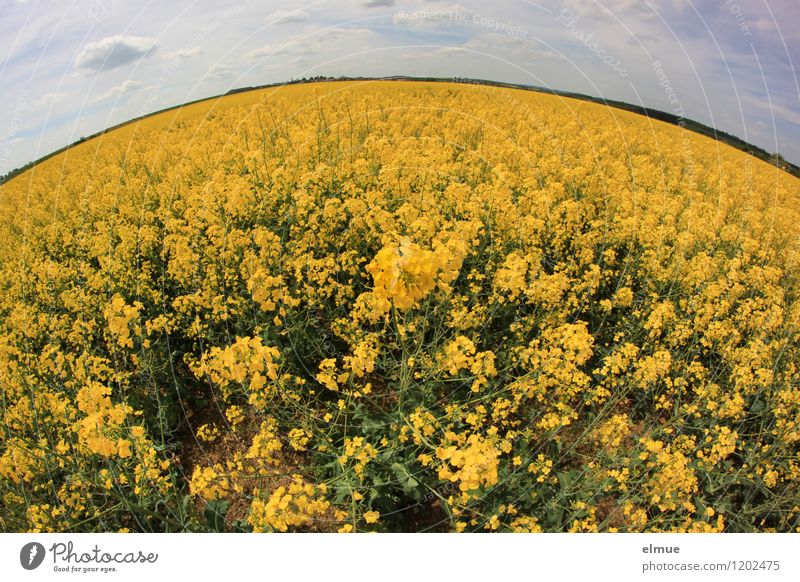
[38,92,63,106]
[97,80,143,101]
[267,9,309,24]
[753,18,777,33]
[743,95,800,128]
[536,49,561,61]
[464,33,559,61]
[245,45,278,62]
[75,35,158,74]
[166,46,203,61]
[358,0,394,8]
[205,64,237,80]
[321,27,374,39]
[436,46,468,55]
[559,0,657,21]
[668,0,691,13]
[246,27,374,64]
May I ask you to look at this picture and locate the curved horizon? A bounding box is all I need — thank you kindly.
[2,74,796,185]
[1,1,798,178]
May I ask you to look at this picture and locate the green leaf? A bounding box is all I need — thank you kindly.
[361,417,384,435]
[557,470,575,491]
[204,500,228,532]
[391,462,420,494]
[546,504,564,526]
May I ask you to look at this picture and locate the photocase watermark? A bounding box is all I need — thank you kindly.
[725,0,752,36]
[135,0,251,118]
[87,0,123,22]
[472,13,529,40]
[652,59,696,176]
[556,9,629,77]
[0,90,28,173]
[452,76,482,85]
[18,540,158,574]
[20,542,46,570]
[652,60,685,119]
[421,479,458,503]
[394,8,530,41]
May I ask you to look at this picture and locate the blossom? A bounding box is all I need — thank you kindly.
[1,80,798,534]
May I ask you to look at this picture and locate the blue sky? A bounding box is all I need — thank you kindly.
[0,0,798,174]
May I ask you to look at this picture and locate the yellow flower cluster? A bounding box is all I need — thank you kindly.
[438,336,497,391]
[189,465,231,502]
[287,428,312,451]
[316,358,349,392]
[590,414,632,452]
[639,438,698,513]
[366,236,465,312]
[1,80,798,532]
[194,336,281,404]
[436,434,500,494]
[248,476,329,532]
[104,294,142,349]
[339,437,378,478]
[246,419,283,466]
[196,423,220,443]
[527,454,554,483]
[74,382,132,458]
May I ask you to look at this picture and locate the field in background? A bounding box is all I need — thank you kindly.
[4,76,797,186]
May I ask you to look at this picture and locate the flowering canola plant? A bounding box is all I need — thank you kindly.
[0,81,798,532]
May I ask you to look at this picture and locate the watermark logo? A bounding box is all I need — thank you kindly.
[16,541,158,574]
[556,10,629,77]
[20,542,46,570]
